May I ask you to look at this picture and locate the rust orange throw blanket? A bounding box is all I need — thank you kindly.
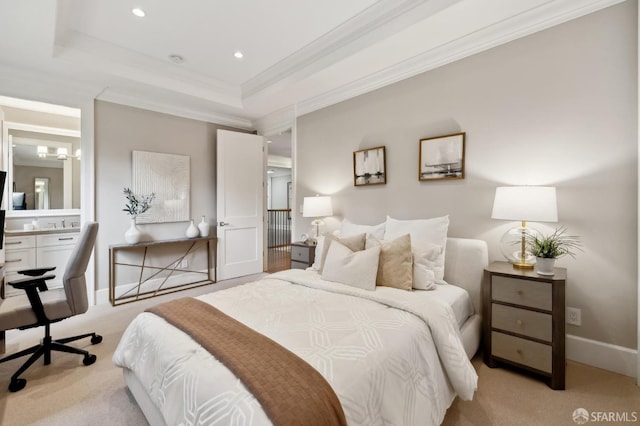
[147,297,347,426]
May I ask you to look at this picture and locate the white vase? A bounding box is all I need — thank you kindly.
[535,257,556,276]
[186,219,199,238]
[124,217,142,244]
[198,216,210,237]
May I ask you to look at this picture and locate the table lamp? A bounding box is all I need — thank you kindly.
[491,186,558,269]
[302,195,333,243]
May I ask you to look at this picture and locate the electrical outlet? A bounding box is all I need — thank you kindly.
[181,259,188,268]
[567,307,581,326]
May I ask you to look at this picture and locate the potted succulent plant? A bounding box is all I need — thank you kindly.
[527,226,581,275]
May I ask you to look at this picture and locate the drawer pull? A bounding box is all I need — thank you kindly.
[6,259,22,263]
[516,319,523,326]
[58,237,74,241]
[6,241,22,245]
[517,290,524,296]
[516,349,523,355]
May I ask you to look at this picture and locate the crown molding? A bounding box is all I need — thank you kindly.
[96,89,254,130]
[295,0,626,117]
[0,64,102,108]
[254,106,295,136]
[242,0,457,99]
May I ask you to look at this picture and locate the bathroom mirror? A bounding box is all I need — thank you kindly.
[3,121,81,215]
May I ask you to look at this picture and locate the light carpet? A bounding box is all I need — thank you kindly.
[1,273,638,426]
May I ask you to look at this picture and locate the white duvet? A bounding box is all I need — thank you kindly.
[113,269,477,426]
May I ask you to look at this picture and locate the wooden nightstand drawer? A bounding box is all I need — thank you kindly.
[492,331,552,373]
[492,304,552,342]
[291,245,313,263]
[290,242,316,269]
[492,276,552,311]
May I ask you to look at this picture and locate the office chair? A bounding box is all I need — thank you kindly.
[0,222,100,392]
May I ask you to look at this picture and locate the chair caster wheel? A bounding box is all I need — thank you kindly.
[83,354,97,366]
[9,378,26,392]
[91,335,103,345]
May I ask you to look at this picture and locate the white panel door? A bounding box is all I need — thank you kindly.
[216,130,264,280]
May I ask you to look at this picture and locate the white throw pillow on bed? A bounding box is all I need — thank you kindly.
[321,240,380,291]
[385,215,449,283]
[412,241,444,290]
[340,218,385,239]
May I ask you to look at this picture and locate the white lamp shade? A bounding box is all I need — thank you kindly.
[491,186,558,222]
[303,196,333,218]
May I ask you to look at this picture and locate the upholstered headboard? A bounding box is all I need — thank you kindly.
[443,238,489,315]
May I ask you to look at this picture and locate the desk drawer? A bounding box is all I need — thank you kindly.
[4,235,36,250]
[492,331,552,373]
[37,232,79,247]
[4,248,36,272]
[492,304,552,342]
[492,276,551,311]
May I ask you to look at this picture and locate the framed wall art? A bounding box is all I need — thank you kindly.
[353,146,386,186]
[133,151,190,223]
[419,132,465,181]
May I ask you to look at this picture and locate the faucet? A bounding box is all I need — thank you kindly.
[61,218,65,228]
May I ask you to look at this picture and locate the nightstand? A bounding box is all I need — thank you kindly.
[290,242,316,270]
[482,261,566,390]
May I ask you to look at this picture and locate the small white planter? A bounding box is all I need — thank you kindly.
[535,257,556,276]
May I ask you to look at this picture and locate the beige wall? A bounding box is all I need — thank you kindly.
[94,101,246,292]
[296,2,638,348]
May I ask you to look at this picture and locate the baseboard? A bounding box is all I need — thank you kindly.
[566,334,637,378]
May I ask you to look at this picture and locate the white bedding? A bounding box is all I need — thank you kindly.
[428,284,474,328]
[113,269,477,426]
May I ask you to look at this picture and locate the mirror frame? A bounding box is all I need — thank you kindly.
[3,121,81,217]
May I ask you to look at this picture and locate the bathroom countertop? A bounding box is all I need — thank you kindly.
[5,227,81,237]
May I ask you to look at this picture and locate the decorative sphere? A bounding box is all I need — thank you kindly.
[499,226,541,264]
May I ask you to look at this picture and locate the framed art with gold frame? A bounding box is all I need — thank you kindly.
[353,146,386,186]
[419,132,465,181]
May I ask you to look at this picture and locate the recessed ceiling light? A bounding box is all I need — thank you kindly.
[168,54,184,64]
[233,51,244,59]
[267,170,274,174]
[267,140,272,144]
[132,7,146,17]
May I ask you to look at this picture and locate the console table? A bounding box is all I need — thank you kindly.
[109,236,217,306]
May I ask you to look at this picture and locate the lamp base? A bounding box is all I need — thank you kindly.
[499,226,540,266]
[512,261,535,270]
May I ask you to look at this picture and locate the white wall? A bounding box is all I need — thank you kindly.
[270,174,291,209]
[94,101,247,294]
[296,2,637,350]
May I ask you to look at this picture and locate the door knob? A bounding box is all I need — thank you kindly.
[218,221,229,227]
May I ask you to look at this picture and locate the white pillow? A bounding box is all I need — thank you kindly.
[321,240,381,291]
[412,241,443,290]
[310,236,326,271]
[384,215,449,283]
[340,218,385,240]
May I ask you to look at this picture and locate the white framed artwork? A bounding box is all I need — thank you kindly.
[133,151,190,223]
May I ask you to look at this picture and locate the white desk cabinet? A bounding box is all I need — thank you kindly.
[4,231,79,297]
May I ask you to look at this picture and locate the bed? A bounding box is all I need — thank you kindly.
[113,236,488,426]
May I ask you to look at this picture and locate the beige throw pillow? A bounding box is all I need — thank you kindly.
[366,234,413,291]
[317,233,367,273]
[321,241,381,291]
